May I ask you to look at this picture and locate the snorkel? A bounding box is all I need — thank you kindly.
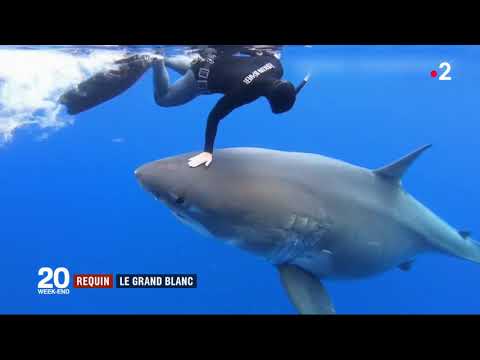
[295,73,311,95]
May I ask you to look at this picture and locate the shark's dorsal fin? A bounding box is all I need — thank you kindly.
[373,144,432,183]
[459,230,472,239]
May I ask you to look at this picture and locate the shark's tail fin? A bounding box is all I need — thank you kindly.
[447,231,480,264]
[458,231,480,264]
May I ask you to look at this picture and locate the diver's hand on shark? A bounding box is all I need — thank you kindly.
[188,152,213,168]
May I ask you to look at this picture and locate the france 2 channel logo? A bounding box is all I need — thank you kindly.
[37,267,71,295]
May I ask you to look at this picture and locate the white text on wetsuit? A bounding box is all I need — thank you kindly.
[243,63,275,85]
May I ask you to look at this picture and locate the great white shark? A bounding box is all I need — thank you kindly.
[134,146,479,314]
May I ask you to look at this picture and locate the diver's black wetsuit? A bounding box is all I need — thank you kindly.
[197,53,284,153]
[59,47,292,157]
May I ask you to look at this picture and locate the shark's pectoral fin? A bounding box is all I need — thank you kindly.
[277,264,335,315]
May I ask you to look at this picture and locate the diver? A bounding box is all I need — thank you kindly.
[59,46,310,167]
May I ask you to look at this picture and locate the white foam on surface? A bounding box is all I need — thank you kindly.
[0,45,280,145]
[0,47,129,145]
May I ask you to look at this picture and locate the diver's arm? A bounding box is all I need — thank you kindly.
[203,95,238,153]
[188,92,258,168]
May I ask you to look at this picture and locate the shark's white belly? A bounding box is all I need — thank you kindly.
[266,233,423,280]
[237,212,427,280]
[312,221,427,279]
[172,191,428,280]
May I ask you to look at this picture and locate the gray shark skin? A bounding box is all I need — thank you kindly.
[135,146,479,314]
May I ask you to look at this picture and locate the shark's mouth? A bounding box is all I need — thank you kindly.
[170,208,213,238]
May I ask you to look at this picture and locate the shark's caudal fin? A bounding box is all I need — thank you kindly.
[373,144,432,184]
[453,230,480,264]
[425,226,480,265]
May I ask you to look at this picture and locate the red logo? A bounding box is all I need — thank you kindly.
[73,274,113,288]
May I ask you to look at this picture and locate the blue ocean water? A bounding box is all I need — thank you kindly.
[1,45,479,314]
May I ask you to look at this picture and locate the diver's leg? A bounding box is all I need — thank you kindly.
[164,54,198,75]
[152,58,171,99]
[152,59,198,107]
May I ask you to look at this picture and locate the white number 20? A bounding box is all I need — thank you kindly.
[438,62,452,81]
[38,267,70,289]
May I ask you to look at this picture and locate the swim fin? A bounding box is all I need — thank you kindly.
[59,54,153,115]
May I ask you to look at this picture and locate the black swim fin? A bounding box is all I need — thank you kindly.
[59,54,153,115]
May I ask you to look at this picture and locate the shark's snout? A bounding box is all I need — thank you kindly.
[135,159,188,201]
[135,163,160,194]
[134,164,148,183]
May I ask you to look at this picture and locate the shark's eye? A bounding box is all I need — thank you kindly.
[175,196,185,205]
